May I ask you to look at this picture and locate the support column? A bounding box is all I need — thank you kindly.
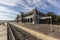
[32,16,36,24]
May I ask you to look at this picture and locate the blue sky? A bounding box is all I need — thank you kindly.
[0,0,60,20]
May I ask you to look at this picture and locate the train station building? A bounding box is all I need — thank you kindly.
[16,9,47,24]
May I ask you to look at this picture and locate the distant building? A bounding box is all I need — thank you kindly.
[16,9,45,24]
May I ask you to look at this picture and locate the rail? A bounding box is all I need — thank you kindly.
[8,22,58,40]
[7,23,15,40]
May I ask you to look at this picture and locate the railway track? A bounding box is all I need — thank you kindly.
[7,23,40,40]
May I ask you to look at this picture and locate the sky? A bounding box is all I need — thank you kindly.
[0,0,60,20]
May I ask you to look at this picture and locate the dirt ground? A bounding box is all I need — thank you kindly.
[0,23,7,40]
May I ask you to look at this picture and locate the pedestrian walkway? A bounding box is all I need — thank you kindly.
[0,23,7,40]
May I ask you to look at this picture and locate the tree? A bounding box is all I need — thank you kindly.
[46,12,57,24]
[56,15,60,24]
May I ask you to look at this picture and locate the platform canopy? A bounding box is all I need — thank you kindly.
[38,16,51,19]
[38,16,53,32]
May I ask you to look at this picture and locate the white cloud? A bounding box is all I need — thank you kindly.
[34,1,44,8]
[0,6,19,20]
[0,15,14,20]
[41,3,50,10]
[45,0,60,8]
[24,0,42,10]
[0,0,43,12]
[0,0,60,20]
[0,12,15,17]
[15,0,43,11]
[26,0,41,6]
[0,0,16,6]
[0,6,19,14]
[32,0,41,4]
